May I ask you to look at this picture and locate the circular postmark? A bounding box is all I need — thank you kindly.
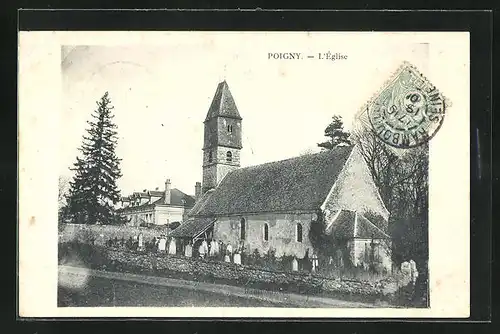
[368,66,446,149]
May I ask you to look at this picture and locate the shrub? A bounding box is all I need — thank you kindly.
[246,249,262,266]
[58,241,108,269]
[280,254,296,272]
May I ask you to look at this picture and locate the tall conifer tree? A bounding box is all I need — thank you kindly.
[66,92,124,225]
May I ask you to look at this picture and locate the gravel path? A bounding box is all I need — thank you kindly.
[59,265,378,308]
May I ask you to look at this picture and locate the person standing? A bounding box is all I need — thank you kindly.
[225,243,233,262]
[311,251,319,273]
[201,239,208,258]
[184,242,193,257]
[199,242,206,259]
[213,240,220,255]
[209,239,217,257]
[138,233,144,251]
[168,238,176,255]
[336,248,344,268]
[158,236,167,253]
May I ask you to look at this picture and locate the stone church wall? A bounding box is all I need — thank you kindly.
[213,212,315,259]
[322,146,390,225]
[353,238,392,272]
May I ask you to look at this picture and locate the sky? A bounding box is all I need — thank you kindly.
[60,32,432,196]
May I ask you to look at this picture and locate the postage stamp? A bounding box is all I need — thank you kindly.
[366,62,449,149]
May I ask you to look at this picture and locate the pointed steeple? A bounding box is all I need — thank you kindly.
[204,81,242,122]
[202,80,243,194]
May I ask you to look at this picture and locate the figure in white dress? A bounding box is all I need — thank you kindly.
[184,243,193,257]
[292,257,299,271]
[158,236,167,253]
[209,240,218,257]
[168,238,176,255]
[137,233,144,251]
[200,239,209,258]
[311,252,319,273]
[233,252,241,265]
[224,244,233,262]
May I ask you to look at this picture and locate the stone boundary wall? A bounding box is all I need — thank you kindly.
[104,248,390,298]
[58,225,405,300]
[59,223,162,246]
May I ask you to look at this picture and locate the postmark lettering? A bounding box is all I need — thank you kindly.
[367,63,448,148]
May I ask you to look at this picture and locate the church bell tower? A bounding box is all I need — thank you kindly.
[202,80,242,194]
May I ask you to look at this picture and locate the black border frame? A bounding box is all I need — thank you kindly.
[14,8,492,329]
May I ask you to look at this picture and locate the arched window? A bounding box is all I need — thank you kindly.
[263,223,269,241]
[226,151,232,162]
[227,124,233,133]
[208,151,213,163]
[240,218,246,240]
[296,223,303,242]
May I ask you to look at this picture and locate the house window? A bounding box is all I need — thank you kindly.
[240,218,246,240]
[226,151,232,162]
[208,151,213,163]
[227,124,233,133]
[296,223,303,242]
[263,223,269,241]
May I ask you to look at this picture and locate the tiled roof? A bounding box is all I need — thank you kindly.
[188,189,215,217]
[326,209,390,239]
[132,192,149,198]
[148,190,164,197]
[169,218,216,239]
[192,146,354,216]
[204,81,242,122]
[117,188,196,213]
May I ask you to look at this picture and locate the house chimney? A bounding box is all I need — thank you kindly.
[195,182,201,199]
[164,179,171,204]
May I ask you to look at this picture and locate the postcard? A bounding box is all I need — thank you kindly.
[18,31,470,318]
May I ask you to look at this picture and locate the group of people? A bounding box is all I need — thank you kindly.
[194,239,244,264]
[147,234,177,255]
[140,235,243,264]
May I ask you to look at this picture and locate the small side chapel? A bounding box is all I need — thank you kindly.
[170,80,392,272]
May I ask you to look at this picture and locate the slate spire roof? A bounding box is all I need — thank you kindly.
[204,80,242,122]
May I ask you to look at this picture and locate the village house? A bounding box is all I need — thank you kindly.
[169,80,392,272]
[117,179,198,227]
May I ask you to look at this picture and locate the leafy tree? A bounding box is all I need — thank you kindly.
[308,209,346,259]
[65,92,125,225]
[351,127,429,304]
[317,115,351,150]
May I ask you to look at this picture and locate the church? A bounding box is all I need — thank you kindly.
[170,80,392,272]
